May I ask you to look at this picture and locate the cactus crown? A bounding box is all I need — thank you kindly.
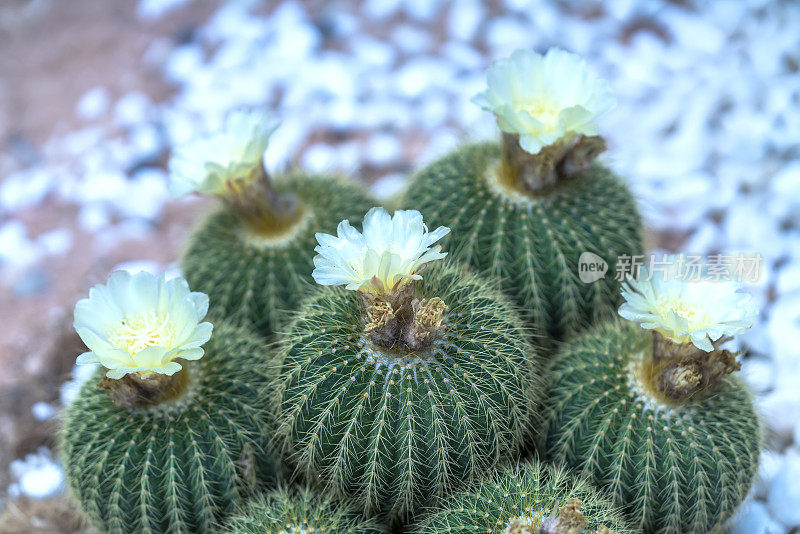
[416,462,631,534]
[168,109,302,236]
[473,48,615,194]
[618,261,758,402]
[312,207,450,354]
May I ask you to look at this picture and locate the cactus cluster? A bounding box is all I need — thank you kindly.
[60,47,763,534]
[62,323,279,533]
[403,142,644,344]
[183,173,374,338]
[274,261,540,522]
[544,321,761,533]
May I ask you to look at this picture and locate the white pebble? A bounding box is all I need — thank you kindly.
[370,173,407,201]
[768,451,800,527]
[0,168,53,211]
[742,356,775,395]
[365,134,402,166]
[136,0,191,20]
[392,24,433,55]
[759,390,800,445]
[731,500,787,534]
[303,144,338,173]
[9,450,64,499]
[75,86,110,121]
[38,229,73,256]
[447,0,484,41]
[114,92,155,128]
[486,17,534,56]
[32,402,56,421]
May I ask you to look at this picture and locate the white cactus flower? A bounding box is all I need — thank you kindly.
[618,265,758,351]
[312,207,450,293]
[473,48,616,155]
[168,110,278,198]
[73,271,213,379]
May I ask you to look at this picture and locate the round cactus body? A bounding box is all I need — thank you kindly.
[543,321,761,533]
[274,262,540,523]
[415,461,632,533]
[62,323,280,534]
[402,142,644,345]
[225,486,388,533]
[182,174,375,338]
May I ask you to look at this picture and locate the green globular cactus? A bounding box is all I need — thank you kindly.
[543,321,761,533]
[225,486,388,533]
[402,142,644,345]
[274,262,540,523]
[62,323,280,534]
[415,461,633,534]
[182,174,374,337]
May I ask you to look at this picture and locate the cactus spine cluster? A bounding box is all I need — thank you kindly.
[182,174,374,337]
[415,460,632,534]
[62,323,279,533]
[225,486,388,533]
[543,321,761,533]
[403,142,644,344]
[274,262,540,523]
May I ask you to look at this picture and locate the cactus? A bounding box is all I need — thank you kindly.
[543,320,761,533]
[225,486,388,533]
[274,261,540,523]
[62,322,280,534]
[402,142,644,345]
[415,460,632,534]
[181,173,374,337]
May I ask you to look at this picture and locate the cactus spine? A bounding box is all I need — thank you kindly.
[415,460,633,534]
[402,142,643,345]
[274,262,540,523]
[543,321,761,533]
[182,174,374,338]
[61,323,280,534]
[225,486,388,533]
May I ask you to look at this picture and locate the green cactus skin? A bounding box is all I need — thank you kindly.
[274,262,540,523]
[225,486,389,533]
[543,321,761,534]
[415,461,633,533]
[402,142,644,345]
[182,174,375,338]
[61,323,280,534]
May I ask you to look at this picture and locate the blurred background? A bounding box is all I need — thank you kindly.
[0,0,797,531]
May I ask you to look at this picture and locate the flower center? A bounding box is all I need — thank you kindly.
[520,98,560,132]
[659,298,711,331]
[110,311,177,355]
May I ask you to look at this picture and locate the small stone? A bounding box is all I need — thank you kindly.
[741,356,775,394]
[759,391,800,446]
[768,451,800,527]
[75,86,110,121]
[32,402,56,421]
[370,173,407,201]
[730,500,786,534]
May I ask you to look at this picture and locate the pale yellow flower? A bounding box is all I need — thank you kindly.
[74,271,212,379]
[473,48,615,154]
[312,207,449,293]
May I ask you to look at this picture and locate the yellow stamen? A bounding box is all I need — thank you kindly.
[110,311,177,355]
